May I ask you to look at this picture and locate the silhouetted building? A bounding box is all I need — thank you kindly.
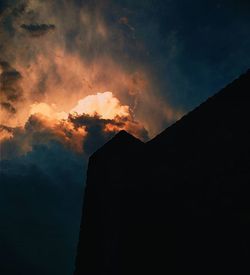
[74,69,250,275]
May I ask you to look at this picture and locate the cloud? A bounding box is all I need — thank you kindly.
[69,112,148,154]
[0,61,23,126]
[20,23,56,37]
[0,61,22,102]
[0,91,148,159]
[1,102,16,113]
[0,0,183,136]
[69,113,118,155]
[70,92,130,119]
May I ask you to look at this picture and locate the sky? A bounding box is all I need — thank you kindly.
[0,0,250,274]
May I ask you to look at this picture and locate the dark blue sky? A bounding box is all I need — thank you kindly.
[0,1,250,274]
[114,0,250,109]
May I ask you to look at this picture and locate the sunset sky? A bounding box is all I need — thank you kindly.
[1,0,250,274]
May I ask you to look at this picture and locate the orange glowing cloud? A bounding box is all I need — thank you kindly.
[30,102,67,120]
[14,49,148,112]
[0,0,184,155]
[29,92,131,122]
[0,90,148,157]
[70,92,130,119]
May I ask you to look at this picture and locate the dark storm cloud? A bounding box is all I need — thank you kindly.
[0,61,22,102]
[0,61,22,121]
[0,114,73,159]
[0,124,13,133]
[0,60,11,70]
[70,113,124,154]
[69,113,148,154]
[0,1,26,17]
[0,69,21,89]
[1,104,148,159]
[1,102,16,113]
[20,23,56,37]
